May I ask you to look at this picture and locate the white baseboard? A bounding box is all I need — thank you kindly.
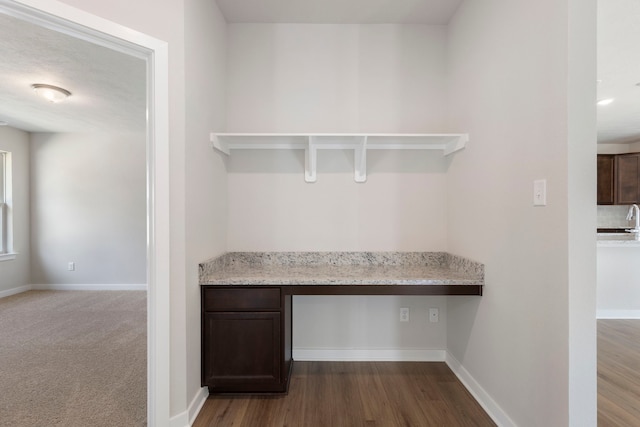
[169,409,188,427]
[30,283,147,291]
[170,387,208,427]
[0,284,32,299]
[597,309,640,319]
[188,387,209,426]
[293,348,446,361]
[446,352,515,427]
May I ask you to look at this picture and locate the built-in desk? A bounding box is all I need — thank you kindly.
[199,252,484,394]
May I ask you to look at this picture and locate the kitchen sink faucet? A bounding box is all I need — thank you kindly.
[626,204,640,234]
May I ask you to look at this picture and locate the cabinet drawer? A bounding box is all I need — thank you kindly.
[203,287,281,311]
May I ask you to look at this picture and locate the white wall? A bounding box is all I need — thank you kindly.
[226,23,450,355]
[0,126,30,295]
[29,132,146,286]
[227,24,447,133]
[227,150,449,252]
[293,295,447,359]
[184,0,228,418]
[446,0,596,426]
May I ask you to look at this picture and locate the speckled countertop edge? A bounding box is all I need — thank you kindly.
[199,252,484,286]
[597,233,640,246]
[597,240,640,247]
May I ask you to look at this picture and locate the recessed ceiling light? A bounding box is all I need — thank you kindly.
[31,83,71,103]
[597,98,614,106]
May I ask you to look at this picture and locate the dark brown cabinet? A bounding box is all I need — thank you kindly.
[597,155,615,205]
[201,287,292,393]
[615,153,640,204]
[597,153,640,205]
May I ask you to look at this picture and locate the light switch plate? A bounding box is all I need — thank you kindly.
[533,179,547,206]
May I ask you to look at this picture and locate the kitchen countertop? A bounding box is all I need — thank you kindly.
[598,233,640,247]
[199,252,484,286]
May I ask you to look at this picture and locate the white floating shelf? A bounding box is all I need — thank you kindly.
[210,133,469,183]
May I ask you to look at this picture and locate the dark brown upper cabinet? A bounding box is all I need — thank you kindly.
[597,155,615,205]
[615,153,640,204]
[598,153,640,205]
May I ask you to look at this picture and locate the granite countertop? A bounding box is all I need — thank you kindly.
[199,252,484,286]
[597,233,640,247]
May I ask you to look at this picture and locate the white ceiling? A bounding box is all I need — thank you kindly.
[597,0,640,144]
[0,1,636,144]
[0,12,146,133]
[215,0,463,24]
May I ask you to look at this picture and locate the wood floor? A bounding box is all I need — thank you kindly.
[598,319,640,426]
[193,361,495,427]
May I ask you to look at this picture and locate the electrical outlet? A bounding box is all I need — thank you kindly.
[429,308,439,323]
[68,262,75,271]
[400,307,410,322]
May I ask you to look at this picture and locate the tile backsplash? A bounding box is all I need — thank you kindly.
[598,205,635,228]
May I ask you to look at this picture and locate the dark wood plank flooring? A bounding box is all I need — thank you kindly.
[193,361,496,427]
[598,319,640,426]
[194,321,640,426]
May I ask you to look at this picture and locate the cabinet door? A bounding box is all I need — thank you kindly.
[202,311,282,392]
[597,155,615,205]
[616,154,640,204]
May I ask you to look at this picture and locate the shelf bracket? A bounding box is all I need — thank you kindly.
[354,136,367,183]
[210,133,230,155]
[305,136,318,183]
[443,134,469,156]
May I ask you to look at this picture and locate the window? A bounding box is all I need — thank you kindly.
[0,152,5,253]
[0,151,12,258]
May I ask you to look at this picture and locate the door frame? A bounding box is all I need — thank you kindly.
[0,1,171,425]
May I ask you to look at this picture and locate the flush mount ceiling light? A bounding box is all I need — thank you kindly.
[597,98,614,106]
[31,83,71,103]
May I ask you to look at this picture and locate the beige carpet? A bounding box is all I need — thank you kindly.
[0,290,146,426]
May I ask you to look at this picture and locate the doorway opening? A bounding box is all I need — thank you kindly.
[0,1,170,424]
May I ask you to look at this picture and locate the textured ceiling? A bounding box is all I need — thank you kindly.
[215,0,463,24]
[0,12,146,133]
[597,0,640,144]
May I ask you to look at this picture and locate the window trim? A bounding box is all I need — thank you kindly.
[0,150,15,260]
[0,253,17,262]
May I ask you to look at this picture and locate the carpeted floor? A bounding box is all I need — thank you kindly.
[0,290,146,426]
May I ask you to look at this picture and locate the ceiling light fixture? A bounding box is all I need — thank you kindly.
[0,121,7,126]
[597,98,614,106]
[31,83,71,103]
